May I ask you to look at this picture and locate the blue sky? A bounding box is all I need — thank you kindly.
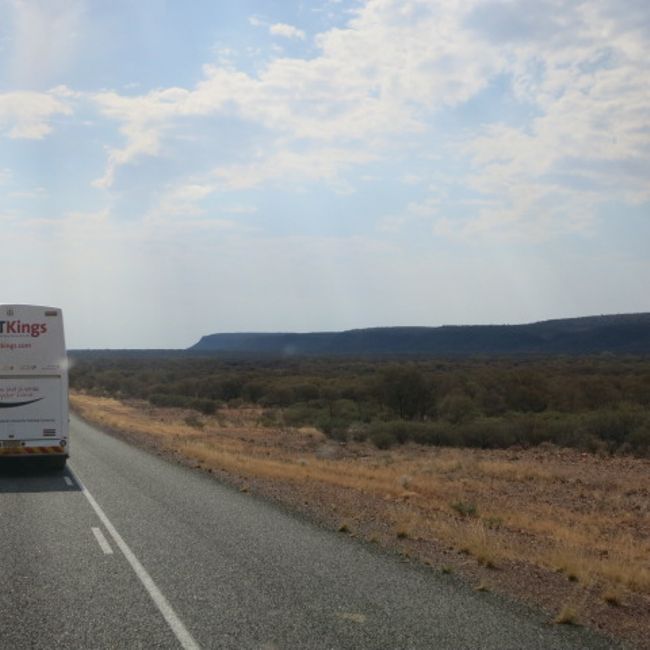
[1,0,648,348]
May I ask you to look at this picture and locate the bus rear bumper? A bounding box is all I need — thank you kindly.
[0,444,68,472]
[0,443,68,458]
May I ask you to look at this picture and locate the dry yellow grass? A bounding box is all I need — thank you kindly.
[458,520,500,568]
[71,393,650,597]
[602,583,624,607]
[555,604,579,625]
[475,459,562,482]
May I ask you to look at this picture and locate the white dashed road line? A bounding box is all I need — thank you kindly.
[92,526,114,555]
[63,476,74,487]
[69,469,201,650]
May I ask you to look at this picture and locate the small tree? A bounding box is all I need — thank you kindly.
[375,365,431,420]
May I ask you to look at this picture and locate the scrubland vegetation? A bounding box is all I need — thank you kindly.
[70,355,650,456]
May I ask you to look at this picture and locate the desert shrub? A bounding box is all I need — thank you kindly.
[330,398,360,420]
[193,376,222,400]
[316,416,350,441]
[348,423,369,442]
[148,382,171,396]
[219,378,244,401]
[95,370,124,394]
[367,421,411,445]
[459,418,517,449]
[375,365,431,419]
[283,403,325,427]
[189,398,217,415]
[365,420,446,446]
[502,371,549,413]
[389,421,417,444]
[580,406,644,451]
[259,409,280,427]
[291,382,320,401]
[259,386,295,407]
[369,428,397,449]
[242,381,265,403]
[438,392,479,424]
[184,414,204,429]
[531,412,571,445]
[334,379,372,403]
[626,423,650,455]
[576,377,621,410]
[501,413,536,446]
[479,387,508,417]
[411,422,458,446]
[451,501,478,517]
[149,393,191,408]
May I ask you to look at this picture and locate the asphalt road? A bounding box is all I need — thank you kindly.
[0,415,621,649]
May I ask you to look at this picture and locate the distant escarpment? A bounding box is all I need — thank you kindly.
[189,313,650,356]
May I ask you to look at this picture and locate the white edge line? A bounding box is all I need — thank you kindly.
[91,527,114,555]
[69,469,200,650]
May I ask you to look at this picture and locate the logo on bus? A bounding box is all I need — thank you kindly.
[0,398,44,409]
[0,321,47,338]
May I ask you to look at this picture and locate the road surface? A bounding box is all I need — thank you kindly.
[0,414,620,649]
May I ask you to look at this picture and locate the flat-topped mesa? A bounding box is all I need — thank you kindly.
[189,313,650,356]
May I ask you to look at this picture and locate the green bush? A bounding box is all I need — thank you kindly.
[459,418,517,448]
[369,428,397,449]
[149,393,191,408]
[283,403,325,427]
[259,409,280,427]
[291,382,320,401]
[316,415,351,440]
[418,422,449,444]
[451,501,478,517]
[259,386,295,407]
[438,392,479,424]
[242,381,265,403]
[189,398,217,415]
[627,423,650,455]
[581,407,642,450]
[330,398,359,420]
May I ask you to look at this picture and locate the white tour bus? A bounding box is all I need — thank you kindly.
[0,305,69,469]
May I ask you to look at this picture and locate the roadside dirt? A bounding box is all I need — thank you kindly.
[71,392,650,648]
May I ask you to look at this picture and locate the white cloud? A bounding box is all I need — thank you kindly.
[212,146,377,192]
[249,16,306,40]
[0,88,72,139]
[90,0,500,186]
[156,182,216,216]
[269,23,306,40]
[90,87,192,187]
[86,0,649,244]
[152,146,375,221]
[452,0,650,236]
